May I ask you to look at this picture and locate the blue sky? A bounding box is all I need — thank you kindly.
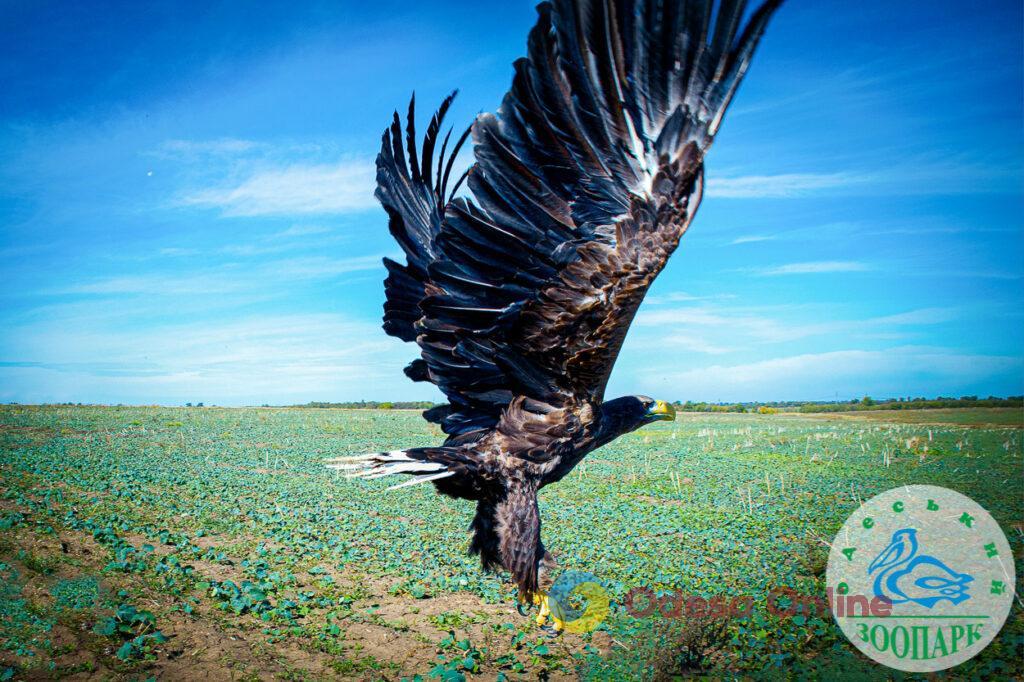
[1,0,1021,406]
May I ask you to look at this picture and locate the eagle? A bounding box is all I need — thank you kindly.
[329,0,782,617]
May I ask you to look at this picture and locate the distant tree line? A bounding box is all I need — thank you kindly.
[11,395,1023,413]
[672,395,1023,414]
[673,401,751,413]
[291,395,1022,413]
[287,396,1022,413]
[793,395,1023,413]
[292,400,437,410]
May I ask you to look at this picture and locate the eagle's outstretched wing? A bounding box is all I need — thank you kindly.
[379,0,781,439]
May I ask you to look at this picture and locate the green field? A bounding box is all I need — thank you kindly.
[797,407,1024,428]
[1,406,1021,680]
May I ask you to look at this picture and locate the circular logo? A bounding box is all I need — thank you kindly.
[547,570,610,634]
[826,485,1014,673]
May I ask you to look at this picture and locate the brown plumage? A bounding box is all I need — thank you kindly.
[329,0,782,600]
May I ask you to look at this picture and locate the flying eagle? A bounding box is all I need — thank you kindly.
[330,0,781,610]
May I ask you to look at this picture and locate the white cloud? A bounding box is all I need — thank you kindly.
[57,274,245,296]
[218,225,338,256]
[159,247,199,257]
[0,313,436,405]
[181,159,377,216]
[870,308,958,325]
[54,254,387,295]
[662,334,736,355]
[645,291,735,305]
[706,173,864,198]
[719,220,976,246]
[160,138,261,155]
[756,260,871,276]
[273,224,333,238]
[637,347,1023,402]
[219,243,292,257]
[706,156,1020,200]
[639,306,746,328]
[635,305,957,344]
[729,235,775,245]
[269,255,385,280]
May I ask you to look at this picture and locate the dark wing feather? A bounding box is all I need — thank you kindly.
[377,94,513,436]
[378,0,781,436]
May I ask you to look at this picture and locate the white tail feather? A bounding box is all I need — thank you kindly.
[326,448,449,489]
[386,470,455,490]
[359,462,440,479]
[325,450,405,464]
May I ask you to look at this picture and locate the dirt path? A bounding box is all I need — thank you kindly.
[0,497,596,680]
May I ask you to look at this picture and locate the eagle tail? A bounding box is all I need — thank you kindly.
[326,447,463,490]
[469,499,502,572]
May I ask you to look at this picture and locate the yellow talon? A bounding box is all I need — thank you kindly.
[533,591,548,625]
[521,577,608,634]
[528,592,564,633]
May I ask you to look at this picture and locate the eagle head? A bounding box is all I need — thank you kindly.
[597,395,676,443]
[641,397,677,423]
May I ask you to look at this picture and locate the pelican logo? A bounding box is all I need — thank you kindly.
[868,528,974,607]
[827,485,1015,673]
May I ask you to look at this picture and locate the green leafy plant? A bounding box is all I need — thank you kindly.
[92,602,167,661]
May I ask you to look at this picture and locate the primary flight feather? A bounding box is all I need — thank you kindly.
[329,0,782,605]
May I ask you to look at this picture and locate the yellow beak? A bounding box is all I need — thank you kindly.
[649,399,676,421]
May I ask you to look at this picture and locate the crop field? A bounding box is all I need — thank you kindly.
[0,405,1021,680]
[800,408,1024,428]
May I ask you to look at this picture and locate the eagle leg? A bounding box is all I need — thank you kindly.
[493,480,564,634]
[496,480,544,596]
[532,592,565,635]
